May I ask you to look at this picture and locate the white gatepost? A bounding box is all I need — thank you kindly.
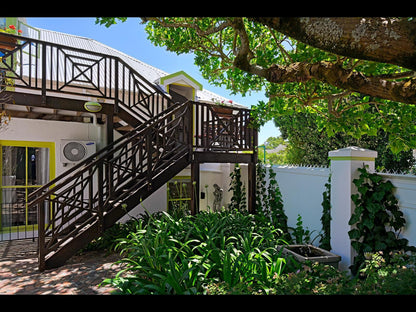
[328,146,378,271]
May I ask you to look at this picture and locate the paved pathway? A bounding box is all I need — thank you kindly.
[0,239,123,295]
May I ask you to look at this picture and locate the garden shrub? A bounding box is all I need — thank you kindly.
[102,210,289,295]
[98,164,416,294]
[255,162,291,243]
[100,210,416,295]
[348,165,416,274]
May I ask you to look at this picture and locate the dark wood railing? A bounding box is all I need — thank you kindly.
[28,100,255,270]
[194,102,255,152]
[0,32,171,123]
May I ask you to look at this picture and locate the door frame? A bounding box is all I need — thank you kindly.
[0,140,55,239]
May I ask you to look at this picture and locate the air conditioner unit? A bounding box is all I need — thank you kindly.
[60,140,96,164]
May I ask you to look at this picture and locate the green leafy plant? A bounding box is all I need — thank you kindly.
[228,163,246,212]
[255,161,267,213]
[273,262,353,295]
[255,162,290,241]
[290,214,314,244]
[354,250,416,294]
[100,208,416,295]
[266,166,290,241]
[319,175,332,250]
[348,165,416,274]
[102,210,289,294]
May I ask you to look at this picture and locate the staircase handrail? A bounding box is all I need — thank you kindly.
[27,100,189,207]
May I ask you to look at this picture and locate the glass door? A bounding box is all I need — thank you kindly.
[0,141,55,240]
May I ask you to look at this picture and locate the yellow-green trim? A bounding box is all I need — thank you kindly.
[328,156,375,161]
[167,176,192,210]
[0,140,55,232]
[160,70,203,91]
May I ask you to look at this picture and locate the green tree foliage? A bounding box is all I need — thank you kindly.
[275,112,415,171]
[96,17,416,154]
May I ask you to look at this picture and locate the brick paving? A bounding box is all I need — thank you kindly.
[0,239,124,295]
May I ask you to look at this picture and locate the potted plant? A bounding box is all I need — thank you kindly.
[280,244,341,269]
[211,98,234,117]
[0,25,22,53]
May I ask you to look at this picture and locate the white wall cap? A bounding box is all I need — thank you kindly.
[328,146,378,159]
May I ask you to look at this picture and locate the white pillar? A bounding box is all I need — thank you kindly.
[328,146,377,271]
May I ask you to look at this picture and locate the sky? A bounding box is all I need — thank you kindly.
[25,17,280,145]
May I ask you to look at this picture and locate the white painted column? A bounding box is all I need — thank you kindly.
[328,146,377,271]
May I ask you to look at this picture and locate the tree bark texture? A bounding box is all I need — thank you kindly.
[253,17,416,71]
[235,17,416,104]
[266,61,416,104]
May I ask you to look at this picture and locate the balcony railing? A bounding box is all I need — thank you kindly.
[0,32,172,123]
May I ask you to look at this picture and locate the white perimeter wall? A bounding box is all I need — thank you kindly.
[379,172,416,247]
[272,165,330,236]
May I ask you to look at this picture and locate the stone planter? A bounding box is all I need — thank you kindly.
[280,244,341,269]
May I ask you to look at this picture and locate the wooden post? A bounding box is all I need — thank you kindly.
[106,112,114,146]
[41,43,47,105]
[97,161,104,234]
[114,60,119,114]
[191,161,200,215]
[37,202,46,271]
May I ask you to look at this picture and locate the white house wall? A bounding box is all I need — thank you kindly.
[120,162,236,220]
[0,117,107,177]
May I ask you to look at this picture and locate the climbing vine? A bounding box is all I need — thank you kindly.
[228,163,246,212]
[254,161,291,242]
[348,165,416,275]
[319,175,331,251]
[266,166,290,241]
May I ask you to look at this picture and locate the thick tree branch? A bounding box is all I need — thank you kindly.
[260,61,416,104]
[252,17,416,71]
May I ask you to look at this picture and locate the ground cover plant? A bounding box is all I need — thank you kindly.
[101,210,290,294]
[99,209,416,295]
[97,162,416,294]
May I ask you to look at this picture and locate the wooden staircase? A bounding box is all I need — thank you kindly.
[29,101,193,270]
[1,33,257,271]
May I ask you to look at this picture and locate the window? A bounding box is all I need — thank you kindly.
[0,140,55,239]
[167,177,192,215]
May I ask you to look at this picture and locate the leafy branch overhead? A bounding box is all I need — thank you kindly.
[97,17,416,153]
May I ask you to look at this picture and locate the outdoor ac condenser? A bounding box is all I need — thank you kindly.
[60,139,96,164]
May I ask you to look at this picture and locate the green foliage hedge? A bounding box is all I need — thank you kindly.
[99,210,416,295]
